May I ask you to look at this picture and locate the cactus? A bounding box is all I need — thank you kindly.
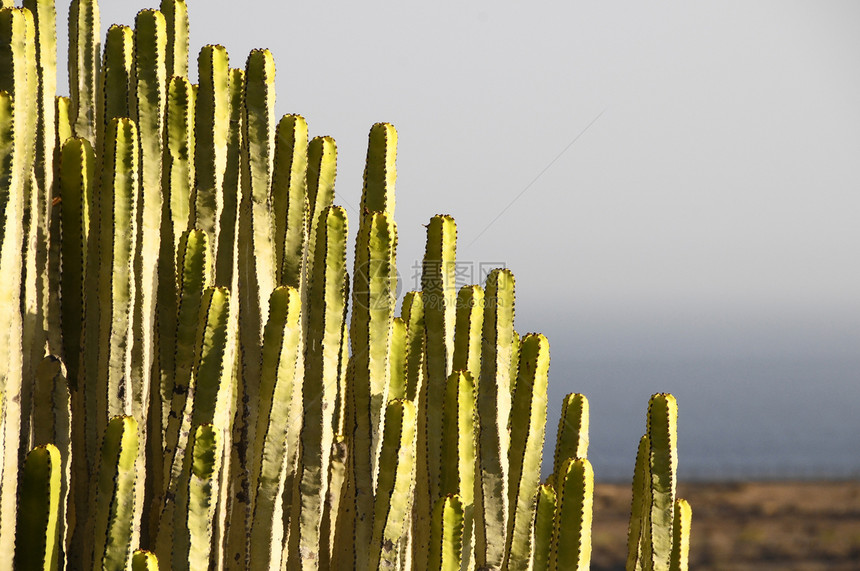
[132,549,159,571]
[0,2,692,570]
[0,15,30,559]
[292,205,348,569]
[248,286,303,570]
[553,393,589,477]
[429,494,465,571]
[532,484,557,571]
[14,444,61,571]
[504,334,550,571]
[369,399,417,569]
[475,267,516,568]
[669,499,692,571]
[440,370,478,570]
[626,394,690,571]
[550,458,594,571]
[92,416,138,571]
[182,423,221,570]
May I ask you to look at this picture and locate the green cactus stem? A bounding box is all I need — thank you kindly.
[360,122,396,217]
[451,285,484,383]
[319,434,348,570]
[230,51,279,560]
[156,287,232,564]
[669,498,691,571]
[239,47,277,338]
[161,74,195,253]
[400,291,425,403]
[440,370,478,571]
[132,550,159,571]
[162,229,211,465]
[0,16,34,555]
[160,0,188,78]
[369,399,417,570]
[626,434,649,571]
[271,113,308,289]
[550,457,593,571]
[14,444,61,571]
[129,6,167,416]
[153,77,196,517]
[553,393,589,476]
[182,424,221,570]
[58,137,94,387]
[192,44,230,260]
[421,214,457,503]
[428,494,464,571]
[94,117,139,456]
[350,210,397,566]
[504,333,550,571]
[475,267,516,569]
[532,484,556,571]
[24,0,61,359]
[293,205,348,570]
[92,416,138,571]
[248,286,303,571]
[213,67,242,288]
[31,356,71,563]
[643,393,678,571]
[100,25,133,136]
[304,135,336,283]
[388,317,408,401]
[68,0,99,141]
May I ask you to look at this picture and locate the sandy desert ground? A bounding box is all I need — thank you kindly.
[590,481,860,570]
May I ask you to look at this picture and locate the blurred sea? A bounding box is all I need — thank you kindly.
[518,306,860,482]
[543,356,860,482]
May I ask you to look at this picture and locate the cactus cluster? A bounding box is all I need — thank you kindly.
[0,0,691,569]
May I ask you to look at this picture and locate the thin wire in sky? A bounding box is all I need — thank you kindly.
[464,108,607,250]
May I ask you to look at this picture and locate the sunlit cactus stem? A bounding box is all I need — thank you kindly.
[643,393,679,571]
[474,267,516,569]
[369,399,418,570]
[553,393,589,477]
[669,498,692,571]
[68,0,99,141]
[504,333,550,571]
[182,424,221,570]
[421,214,457,503]
[439,370,478,571]
[92,416,138,571]
[160,0,188,78]
[248,286,303,571]
[271,113,308,289]
[429,494,465,571]
[549,458,594,571]
[0,12,36,558]
[532,484,556,571]
[293,205,348,570]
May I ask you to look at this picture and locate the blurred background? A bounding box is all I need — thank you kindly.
[54,1,860,566]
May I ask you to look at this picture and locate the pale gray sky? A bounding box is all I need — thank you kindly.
[56,0,860,478]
